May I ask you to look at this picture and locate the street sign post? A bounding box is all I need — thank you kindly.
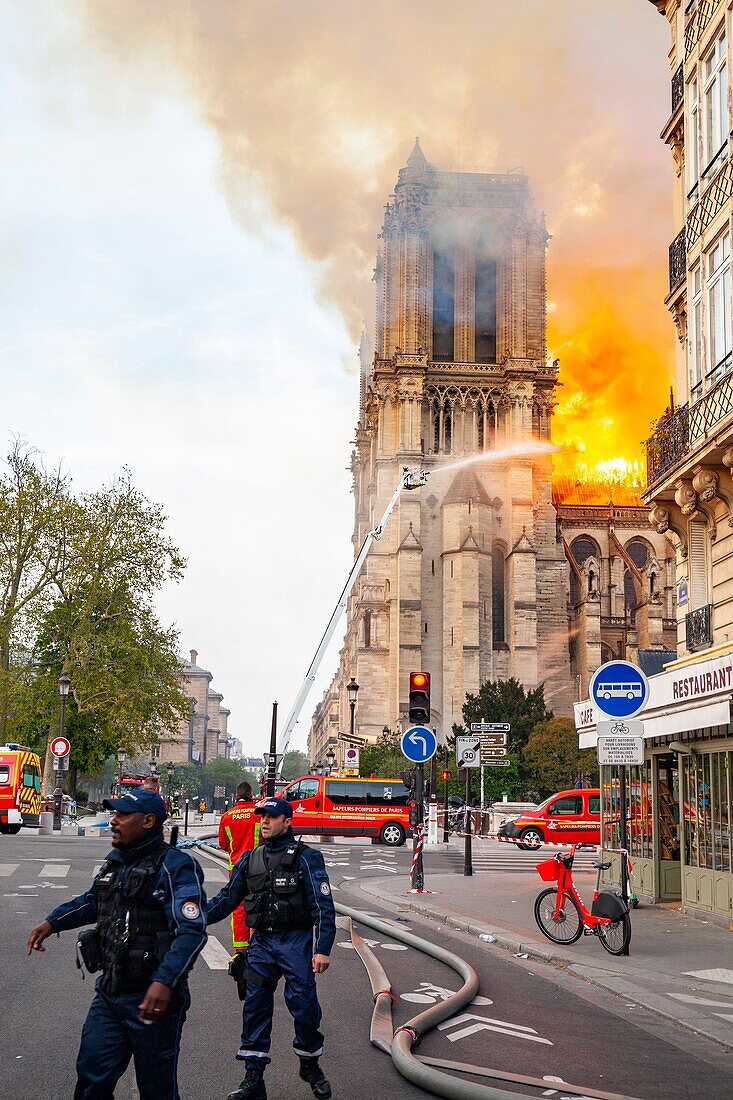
[597,719,644,766]
[337,732,367,747]
[483,759,511,767]
[401,726,437,764]
[342,745,360,774]
[477,732,507,747]
[471,722,510,733]
[480,747,507,758]
[455,736,481,768]
[50,736,71,758]
[52,755,69,772]
[589,661,649,720]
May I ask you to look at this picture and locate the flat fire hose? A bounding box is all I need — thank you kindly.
[188,837,643,1100]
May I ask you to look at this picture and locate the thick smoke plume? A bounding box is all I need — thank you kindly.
[73,0,674,479]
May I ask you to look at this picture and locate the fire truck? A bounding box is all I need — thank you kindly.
[113,773,148,798]
[0,744,42,834]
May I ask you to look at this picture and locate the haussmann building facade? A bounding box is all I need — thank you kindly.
[574,0,733,925]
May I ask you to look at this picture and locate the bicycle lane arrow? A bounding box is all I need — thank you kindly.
[437,1012,553,1045]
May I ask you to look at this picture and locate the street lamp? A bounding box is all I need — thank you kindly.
[347,677,359,741]
[166,761,175,796]
[53,673,71,831]
[325,748,336,776]
[116,747,127,797]
[314,762,323,776]
[382,724,389,737]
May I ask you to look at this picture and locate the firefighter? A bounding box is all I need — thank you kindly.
[207,797,336,1100]
[218,781,261,951]
[26,790,207,1100]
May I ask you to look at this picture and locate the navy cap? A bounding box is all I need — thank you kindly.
[103,790,167,822]
[255,797,293,818]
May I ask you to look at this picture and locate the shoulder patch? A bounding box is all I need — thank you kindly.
[181,900,201,920]
[320,882,331,896]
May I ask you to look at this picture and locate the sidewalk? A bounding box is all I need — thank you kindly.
[358,853,733,1052]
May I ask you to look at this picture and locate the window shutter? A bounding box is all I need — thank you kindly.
[688,521,708,610]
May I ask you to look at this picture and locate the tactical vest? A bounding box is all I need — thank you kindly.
[244,839,312,934]
[95,844,171,995]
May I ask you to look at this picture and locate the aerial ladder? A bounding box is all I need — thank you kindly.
[277,467,428,755]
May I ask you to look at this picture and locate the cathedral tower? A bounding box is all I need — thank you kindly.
[310,143,573,759]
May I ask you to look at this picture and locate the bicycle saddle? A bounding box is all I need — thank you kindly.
[593,860,612,870]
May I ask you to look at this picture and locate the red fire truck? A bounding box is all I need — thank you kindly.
[0,744,42,834]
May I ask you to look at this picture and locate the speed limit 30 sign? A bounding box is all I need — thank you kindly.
[455,736,481,768]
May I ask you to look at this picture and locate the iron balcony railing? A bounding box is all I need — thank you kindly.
[668,226,686,294]
[686,603,712,651]
[646,403,689,484]
[689,360,733,441]
[672,63,684,114]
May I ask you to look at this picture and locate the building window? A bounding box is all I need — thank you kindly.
[432,247,455,361]
[703,28,727,177]
[475,247,497,363]
[690,262,703,400]
[450,560,454,579]
[624,538,650,621]
[688,520,709,609]
[492,546,506,644]
[450,626,454,646]
[688,73,700,200]
[568,536,599,608]
[706,230,731,381]
[363,611,371,649]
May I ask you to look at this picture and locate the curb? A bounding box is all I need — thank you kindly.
[358,879,733,1054]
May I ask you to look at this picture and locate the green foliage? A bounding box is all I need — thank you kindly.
[170,762,203,800]
[522,717,598,798]
[452,678,553,800]
[0,443,188,784]
[202,758,257,802]
[359,729,408,779]
[281,749,309,780]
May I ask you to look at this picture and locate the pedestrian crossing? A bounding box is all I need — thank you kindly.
[443,848,598,874]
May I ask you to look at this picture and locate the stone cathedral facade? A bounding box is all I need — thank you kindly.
[310,143,575,761]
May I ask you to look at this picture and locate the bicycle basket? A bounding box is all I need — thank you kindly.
[536,857,560,882]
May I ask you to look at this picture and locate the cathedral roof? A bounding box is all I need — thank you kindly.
[407,137,428,167]
[443,467,493,507]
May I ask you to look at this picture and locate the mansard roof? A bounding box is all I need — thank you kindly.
[443,466,493,507]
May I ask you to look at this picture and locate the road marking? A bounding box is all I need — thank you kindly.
[667,993,733,1007]
[713,1013,733,1022]
[201,937,232,970]
[438,1012,552,1045]
[0,864,19,876]
[202,867,228,883]
[358,864,398,874]
[684,968,733,985]
[40,864,69,877]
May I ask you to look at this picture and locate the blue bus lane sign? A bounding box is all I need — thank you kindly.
[401,726,437,764]
[589,660,650,720]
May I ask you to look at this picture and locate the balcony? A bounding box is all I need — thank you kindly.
[685,0,716,58]
[686,603,712,651]
[671,63,684,115]
[668,227,686,295]
[689,360,733,442]
[645,403,689,484]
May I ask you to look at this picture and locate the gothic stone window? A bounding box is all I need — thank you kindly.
[432,247,455,361]
[624,538,651,620]
[492,545,506,645]
[569,536,600,608]
[475,238,497,364]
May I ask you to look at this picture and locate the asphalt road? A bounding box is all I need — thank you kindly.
[3,834,731,1100]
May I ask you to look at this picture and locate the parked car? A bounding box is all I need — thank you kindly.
[497,788,600,850]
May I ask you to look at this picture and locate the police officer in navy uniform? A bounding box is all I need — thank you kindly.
[207,796,336,1100]
[27,789,207,1100]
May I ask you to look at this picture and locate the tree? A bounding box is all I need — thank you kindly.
[359,729,407,779]
[170,763,203,801]
[202,758,257,802]
[452,678,553,800]
[523,717,598,798]
[281,749,309,780]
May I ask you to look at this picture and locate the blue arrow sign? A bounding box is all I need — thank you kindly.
[401,725,437,764]
[589,660,650,720]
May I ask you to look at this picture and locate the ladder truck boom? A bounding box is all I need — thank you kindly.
[277,467,428,755]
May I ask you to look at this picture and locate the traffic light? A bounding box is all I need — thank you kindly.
[441,770,450,783]
[408,799,419,827]
[408,671,431,725]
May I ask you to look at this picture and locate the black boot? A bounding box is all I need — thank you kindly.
[227,1065,267,1100]
[299,1058,332,1098]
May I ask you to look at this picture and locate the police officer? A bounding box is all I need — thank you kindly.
[27,789,207,1100]
[207,796,336,1100]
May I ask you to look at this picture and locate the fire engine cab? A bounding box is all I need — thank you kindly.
[0,744,42,834]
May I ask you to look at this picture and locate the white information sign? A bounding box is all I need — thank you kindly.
[343,745,360,771]
[597,719,644,766]
[456,736,481,768]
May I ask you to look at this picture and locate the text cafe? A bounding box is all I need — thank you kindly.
[575,648,733,925]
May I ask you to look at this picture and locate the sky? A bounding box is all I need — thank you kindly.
[2,0,672,755]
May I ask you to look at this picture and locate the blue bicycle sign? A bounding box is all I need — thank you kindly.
[589,660,649,720]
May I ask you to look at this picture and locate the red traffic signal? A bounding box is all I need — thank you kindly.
[408,671,431,725]
[441,770,450,782]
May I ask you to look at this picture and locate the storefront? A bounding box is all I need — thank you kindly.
[575,647,733,925]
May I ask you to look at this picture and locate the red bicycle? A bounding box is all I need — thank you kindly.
[534,845,632,956]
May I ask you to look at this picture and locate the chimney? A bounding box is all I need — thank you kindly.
[190,649,198,666]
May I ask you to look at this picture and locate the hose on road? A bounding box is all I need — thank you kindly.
[189,835,643,1100]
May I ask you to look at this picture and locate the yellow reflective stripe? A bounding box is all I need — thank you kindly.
[254,821,261,847]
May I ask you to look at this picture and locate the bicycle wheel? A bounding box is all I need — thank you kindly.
[597,912,632,956]
[534,887,583,945]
